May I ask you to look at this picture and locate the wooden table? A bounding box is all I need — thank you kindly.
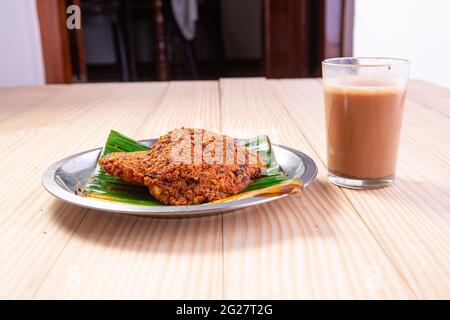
[0,79,448,299]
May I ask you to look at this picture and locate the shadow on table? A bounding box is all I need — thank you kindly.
[49,178,336,254]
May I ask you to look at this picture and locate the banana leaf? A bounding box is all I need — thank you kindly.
[80,130,302,206]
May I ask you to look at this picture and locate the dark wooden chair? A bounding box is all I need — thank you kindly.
[82,0,138,81]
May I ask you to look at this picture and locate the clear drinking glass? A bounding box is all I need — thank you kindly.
[322,57,410,189]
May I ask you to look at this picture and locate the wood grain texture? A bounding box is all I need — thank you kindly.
[406,80,450,118]
[269,78,450,298]
[0,79,448,299]
[0,83,169,298]
[219,78,414,299]
[33,81,223,299]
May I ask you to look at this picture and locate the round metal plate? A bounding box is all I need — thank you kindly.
[42,139,317,217]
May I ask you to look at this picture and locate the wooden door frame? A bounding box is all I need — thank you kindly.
[263,0,310,78]
[341,0,355,57]
[36,0,87,84]
[36,0,72,83]
[319,0,354,59]
[263,0,355,78]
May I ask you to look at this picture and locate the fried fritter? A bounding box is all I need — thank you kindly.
[143,128,265,205]
[98,128,266,205]
[98,150,150,185]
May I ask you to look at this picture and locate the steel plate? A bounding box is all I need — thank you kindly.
[42,139,317,217]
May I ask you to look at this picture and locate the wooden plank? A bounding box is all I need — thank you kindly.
[269,78,450,298]
[0,83,172,298]
[33,81,223,299]
[0,86,60,122]
[406,80,450,118]
[1,79,447,299]
[219,78,414,299]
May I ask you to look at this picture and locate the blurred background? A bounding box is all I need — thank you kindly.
[0,0,449,88]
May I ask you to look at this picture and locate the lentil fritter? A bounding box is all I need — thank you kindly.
[98,128,266,205]
[98,150,149,185]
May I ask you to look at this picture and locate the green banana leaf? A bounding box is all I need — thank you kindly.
[80,130,302,205]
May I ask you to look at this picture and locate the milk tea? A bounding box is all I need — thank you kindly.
[324,78,406,180]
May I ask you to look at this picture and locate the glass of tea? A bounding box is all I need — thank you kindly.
[322,57,410,189]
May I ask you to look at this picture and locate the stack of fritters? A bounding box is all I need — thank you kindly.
[99,128,266,205]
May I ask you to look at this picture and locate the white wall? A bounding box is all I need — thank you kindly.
[353,0,450,88]
[0,0,45,87]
